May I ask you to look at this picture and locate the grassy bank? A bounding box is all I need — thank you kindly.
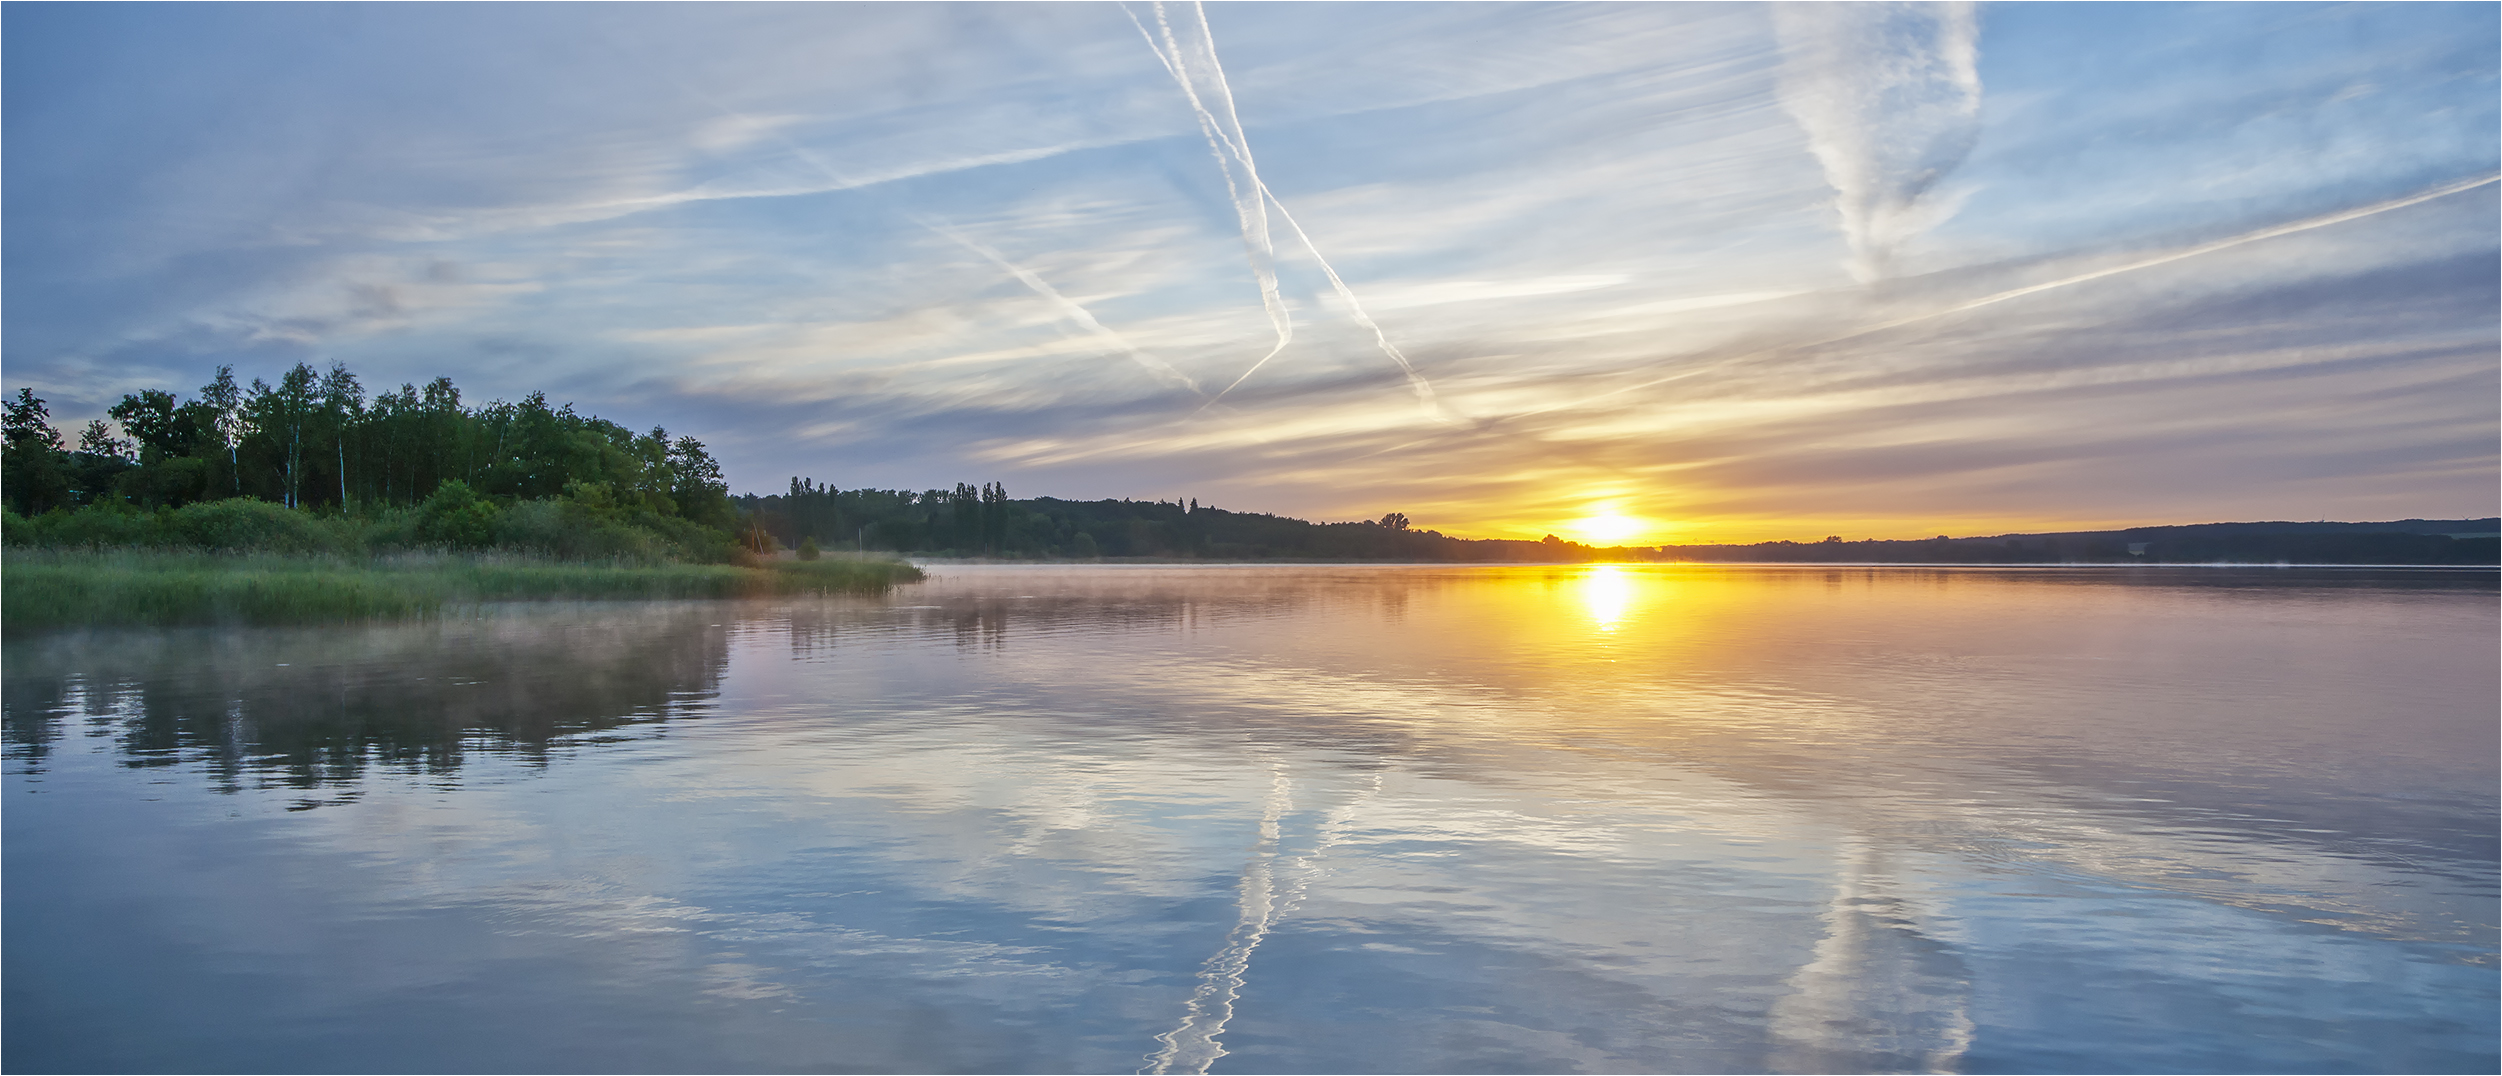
[2,550,925,631]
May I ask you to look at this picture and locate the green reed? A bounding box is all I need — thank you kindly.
[1,550,925,630]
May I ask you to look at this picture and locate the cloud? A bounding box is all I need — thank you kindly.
[3,4,2491,535]
[1772,2,1983,283]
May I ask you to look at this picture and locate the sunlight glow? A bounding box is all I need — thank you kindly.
[1567,509,1647,545]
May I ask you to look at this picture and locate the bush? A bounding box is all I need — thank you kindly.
[494,498,672,562]
[4,504,160,547]
[798,536,821,561]
[415,481,501,549]
[166,498,349,554]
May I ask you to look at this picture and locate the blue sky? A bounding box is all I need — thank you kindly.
[6,1,2494,541]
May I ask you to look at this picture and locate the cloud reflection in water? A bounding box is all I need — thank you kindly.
[3,565,2495,1072]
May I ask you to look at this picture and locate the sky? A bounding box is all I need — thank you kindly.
[5,1,2495,544]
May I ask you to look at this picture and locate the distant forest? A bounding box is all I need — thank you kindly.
[5,365,2491,567]
[739,481,2500,566]
[738,480,1568,561]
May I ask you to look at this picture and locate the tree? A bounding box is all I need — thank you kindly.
[198,366,247,496]
[319,362,363,508]
[666,435,730,528]
[4,389,63,453]
[110,389,187,460]
[1379,512,1411,531]
[244,364,320,508]
[984,482,1008,554]
[951,482,979,551]
[2,388,70,514]
[76,420,130,459]
[67,420,136,506]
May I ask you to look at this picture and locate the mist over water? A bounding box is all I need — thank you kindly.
[6,565,2496,1073]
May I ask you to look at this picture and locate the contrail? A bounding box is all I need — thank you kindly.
[1128,1,1445,416]
[1836,171,2502,340]
[925,221,1205,393]
[640,65,1200,395]
[1123,2,1294,400]
[1512,172,2502,421]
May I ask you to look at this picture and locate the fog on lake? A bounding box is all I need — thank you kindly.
[5,565,2495,1073]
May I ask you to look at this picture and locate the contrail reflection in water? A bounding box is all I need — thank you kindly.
[1142,765,1385,1075]
[1142,763,1290,1075]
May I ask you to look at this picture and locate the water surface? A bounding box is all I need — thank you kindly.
[6,565,2495,1073]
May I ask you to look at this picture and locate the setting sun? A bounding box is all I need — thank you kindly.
[1567,509,1648,545]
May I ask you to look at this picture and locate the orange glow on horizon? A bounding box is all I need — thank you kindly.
[1400,506,2213,549]
[1563,506,1652,546]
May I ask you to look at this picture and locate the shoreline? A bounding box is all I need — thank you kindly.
[1,549,925,631]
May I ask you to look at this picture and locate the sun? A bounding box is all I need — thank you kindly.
[1568,509,1645,545]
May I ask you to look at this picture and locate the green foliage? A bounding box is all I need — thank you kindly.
[797,536,821,561]
[16,505,163,548]
[113,455,211,507]
[168,498,353,554]
[415,480,501,548]
[4,387,73,515]
[3,498,353,554]
[11,362,734,525]
[5,363,755,572]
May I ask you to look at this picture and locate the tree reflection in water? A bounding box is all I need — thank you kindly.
[2,607,729,798]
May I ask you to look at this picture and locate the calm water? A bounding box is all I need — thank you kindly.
[4,565,2495,1074]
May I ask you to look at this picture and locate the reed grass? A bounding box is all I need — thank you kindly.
[1,550,924,630]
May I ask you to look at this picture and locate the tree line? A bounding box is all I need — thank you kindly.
[5,363,731,523]
[736,482,1581,560]
[4,363,742,560]
[12,366,2489,568]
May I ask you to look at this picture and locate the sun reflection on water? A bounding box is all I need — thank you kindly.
[1579,565,1633,632]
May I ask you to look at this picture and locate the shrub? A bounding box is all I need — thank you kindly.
[166,498,348,554]
[415,481,501,549]
[494,498,672,562]
[798,536,821,561]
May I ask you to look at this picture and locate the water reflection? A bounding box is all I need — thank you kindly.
[4,608,727,797]
[1578,564,1632,632]
[4,566,2495,1073]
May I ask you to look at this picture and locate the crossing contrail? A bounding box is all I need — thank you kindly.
[924,220,1205,393]
[1128,1,1446,417]
[1123,2,1293,400]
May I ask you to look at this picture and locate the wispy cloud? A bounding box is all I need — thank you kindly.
[1773,2,1982,283]
[3,3,2492,537]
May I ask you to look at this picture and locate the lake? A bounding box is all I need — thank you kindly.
[4,564,2495,1074]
